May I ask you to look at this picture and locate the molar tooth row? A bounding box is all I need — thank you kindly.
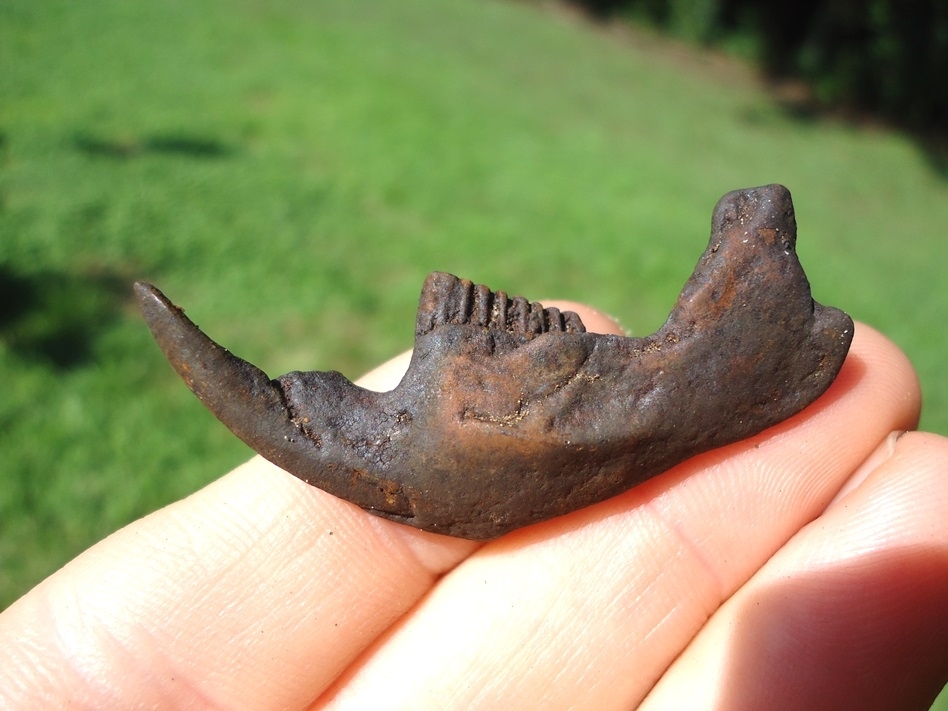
[416,272,585,337]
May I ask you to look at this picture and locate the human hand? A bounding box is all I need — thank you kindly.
[1,303,946,710]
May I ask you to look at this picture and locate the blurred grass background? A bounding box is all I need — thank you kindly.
[1,1,947,698]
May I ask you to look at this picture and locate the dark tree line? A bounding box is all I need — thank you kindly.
[574,0,948,140]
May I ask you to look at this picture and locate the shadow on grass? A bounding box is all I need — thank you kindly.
[919,136,948,178]
[0,265,133,369]
[742,78,948,180]
[72,132,235,160]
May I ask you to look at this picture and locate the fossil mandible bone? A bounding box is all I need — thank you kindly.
[136,184,853,540]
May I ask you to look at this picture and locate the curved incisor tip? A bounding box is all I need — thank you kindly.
[134,282,308,471]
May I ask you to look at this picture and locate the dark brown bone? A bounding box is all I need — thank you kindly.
[136,185,853,540]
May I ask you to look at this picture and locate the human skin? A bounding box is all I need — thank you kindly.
[1,303,946,710]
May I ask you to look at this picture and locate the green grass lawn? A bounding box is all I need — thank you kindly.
[3,1,948,701]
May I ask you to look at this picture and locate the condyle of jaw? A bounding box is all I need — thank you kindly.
[136,184,853,540]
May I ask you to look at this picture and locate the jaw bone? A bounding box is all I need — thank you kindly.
[136,184,853,540]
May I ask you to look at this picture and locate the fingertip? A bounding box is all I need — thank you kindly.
[849,321,921,430]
